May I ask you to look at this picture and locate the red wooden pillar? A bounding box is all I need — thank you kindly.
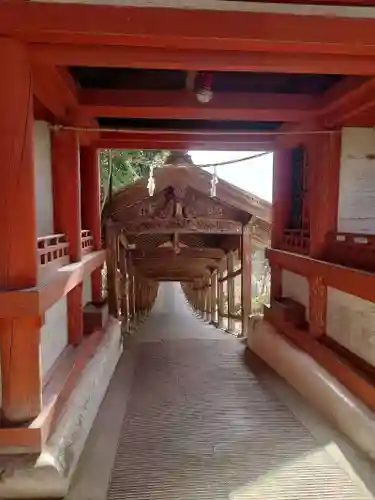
[271,148,291,302]
[0,38,42,423]
[80,146,102,303]
[52,128,83,346]
[308,134,341,259]
[307,134,340,336]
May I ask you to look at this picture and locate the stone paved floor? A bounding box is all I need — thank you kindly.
[67,283,375,500]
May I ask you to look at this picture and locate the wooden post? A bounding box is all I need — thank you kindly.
[128,260,136,324]
[210,271,218,325]
[105,221,119,318]
[206,281,211,322]
[306,134,340,333]
[241,223,252,337]
[309,275,327,337]
[218,261,225,329]
[120,248,130,331]
[227,251,235,332]
[127,254,134,325]
[0,38,42,423]
[52,128,83,345]
[204,285,209,321]
[80,146,102,303]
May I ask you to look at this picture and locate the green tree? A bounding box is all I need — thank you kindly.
[99,149,169,201]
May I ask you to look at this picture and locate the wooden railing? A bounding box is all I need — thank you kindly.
[325,231,375,272]
[282,229,310,254]
[81,230,94,254]
[37,233,69,281]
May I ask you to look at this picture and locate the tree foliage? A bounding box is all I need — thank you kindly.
[99,149,169,200]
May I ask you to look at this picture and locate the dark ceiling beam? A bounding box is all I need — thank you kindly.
[80,89,315,122]
[5,3,375,55]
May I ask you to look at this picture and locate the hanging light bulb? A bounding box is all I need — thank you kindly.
[147,166,155,196]
[196,73,213,104]
[210,164,218,197]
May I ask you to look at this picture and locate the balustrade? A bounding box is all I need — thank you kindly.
[81,229,94,254]
[37,233,69,281]
[282,229,310,254]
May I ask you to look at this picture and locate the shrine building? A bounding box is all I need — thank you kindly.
[2,0,375,498]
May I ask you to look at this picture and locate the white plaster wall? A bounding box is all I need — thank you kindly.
[83,275,92,306]
[281,270,309,319]
[33,120,54,237]
[41,297,68,378]
[327,287,375,368]
[338,127,375,234]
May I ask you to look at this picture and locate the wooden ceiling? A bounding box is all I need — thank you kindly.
[4,1,375,150]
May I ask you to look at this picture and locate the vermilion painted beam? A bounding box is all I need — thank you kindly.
[95,130,275,151]
[4,3,375,55]
[276,77,375,141]
[95,139,274,152]
[30,44,375,76]
[317,76,375,126]
[0,251,106,319]
[32,62,78,123]
[80,89,315,122]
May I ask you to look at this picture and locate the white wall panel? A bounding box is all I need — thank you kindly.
[41,297,68,378]
[281,270,309,319]
[327,287,375,367]
[338,127,375,234]
[33,120,54,237]
[83,275,93,306]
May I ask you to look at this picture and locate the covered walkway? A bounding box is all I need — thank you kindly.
[68,283,375,500]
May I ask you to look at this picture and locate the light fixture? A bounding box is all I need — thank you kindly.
[196,73,213,104]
